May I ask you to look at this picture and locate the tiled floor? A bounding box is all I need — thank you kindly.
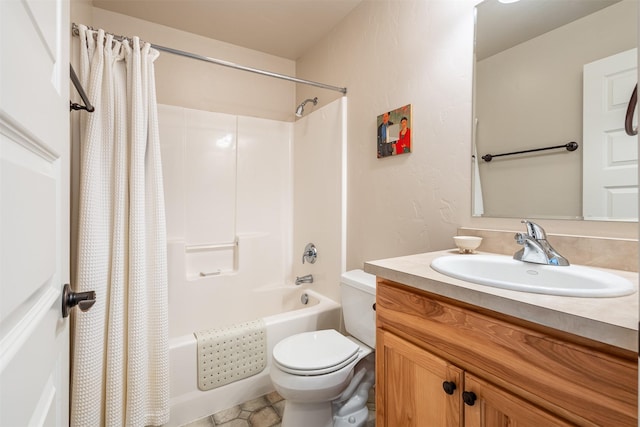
[181,388,376,427]
[179,391,283,427]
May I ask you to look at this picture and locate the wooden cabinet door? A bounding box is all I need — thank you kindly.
[463,373,574,427]
[377,330,463,427]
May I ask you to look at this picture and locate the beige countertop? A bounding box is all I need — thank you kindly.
[365,250,639,352]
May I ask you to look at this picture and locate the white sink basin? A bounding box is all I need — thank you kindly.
[430,254,635,298]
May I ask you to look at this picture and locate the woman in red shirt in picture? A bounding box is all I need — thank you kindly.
[396,116,411,154]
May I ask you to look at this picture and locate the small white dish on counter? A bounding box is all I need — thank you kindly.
[453,236,483,254]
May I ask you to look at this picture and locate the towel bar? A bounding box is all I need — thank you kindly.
[481,141,578,162]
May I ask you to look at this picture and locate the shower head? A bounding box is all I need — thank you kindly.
[295,97,318,117]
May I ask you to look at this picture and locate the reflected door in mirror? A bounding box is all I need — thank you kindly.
[583,48,638,221]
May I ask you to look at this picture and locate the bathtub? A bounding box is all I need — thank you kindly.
[165,287,342,427]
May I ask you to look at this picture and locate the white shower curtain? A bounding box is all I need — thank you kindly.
[71,25,169,426]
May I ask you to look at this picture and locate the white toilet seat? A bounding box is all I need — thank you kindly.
[273,329,360,376]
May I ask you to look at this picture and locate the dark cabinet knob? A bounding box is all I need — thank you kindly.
[442,381,457,395]
[462,391,477,406]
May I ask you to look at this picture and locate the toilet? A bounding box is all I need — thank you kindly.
[270,269,376,427]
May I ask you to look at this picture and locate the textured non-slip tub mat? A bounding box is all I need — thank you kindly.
[194,319,266,391]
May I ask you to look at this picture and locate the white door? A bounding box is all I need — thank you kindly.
[0,0,71,425]
[583,48,638,221]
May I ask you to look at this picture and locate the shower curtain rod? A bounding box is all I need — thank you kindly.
[72,23,347,94]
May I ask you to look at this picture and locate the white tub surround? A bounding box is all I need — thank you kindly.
[365,250,638,351]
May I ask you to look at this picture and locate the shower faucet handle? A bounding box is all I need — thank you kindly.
[302,243,317,264]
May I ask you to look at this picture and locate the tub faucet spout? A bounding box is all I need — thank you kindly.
[295,274,314,285]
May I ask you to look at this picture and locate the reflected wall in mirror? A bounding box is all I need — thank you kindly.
[473,0,637,221]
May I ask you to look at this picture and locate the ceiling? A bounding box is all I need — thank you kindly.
[94,0,623,61]
[476,0,621,60]
[92,0,363,60]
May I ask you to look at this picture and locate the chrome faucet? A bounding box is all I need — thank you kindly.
[295,274,314,285]
[513,220,569,266]
[302,243,317,264]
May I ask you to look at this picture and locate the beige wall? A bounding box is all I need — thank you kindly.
[476,1,636,219]
[297,0,477,270]
[296,0,637,272]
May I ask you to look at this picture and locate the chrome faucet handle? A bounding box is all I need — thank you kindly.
[302,243,317,264]
[514,232,527,245]
[521,220,546,240]
[515,220,570,266]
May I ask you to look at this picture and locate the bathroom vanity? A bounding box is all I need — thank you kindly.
[365,250,638,427]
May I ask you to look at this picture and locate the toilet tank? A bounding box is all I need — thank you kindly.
[340,269,376,348]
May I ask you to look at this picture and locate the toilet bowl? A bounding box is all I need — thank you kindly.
[270,270,376,427]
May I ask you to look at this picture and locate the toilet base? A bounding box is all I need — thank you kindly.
[333,406,370,427]
[333,356,375,427]
[279,355,375,427]
[281,401,333,427]
[281,396,372,427]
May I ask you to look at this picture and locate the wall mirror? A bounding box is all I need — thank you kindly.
[473,0,637,221]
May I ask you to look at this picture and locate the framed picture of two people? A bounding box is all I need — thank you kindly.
[377,104,412,158]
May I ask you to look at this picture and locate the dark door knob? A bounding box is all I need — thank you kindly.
[442,381,457,395]
[462,391,477,406]
[62,284,96,318]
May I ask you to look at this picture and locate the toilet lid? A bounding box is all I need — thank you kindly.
[273,329,360,376]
